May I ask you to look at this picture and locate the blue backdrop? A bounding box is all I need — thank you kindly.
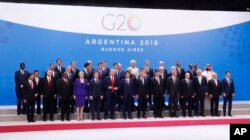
[0,19,250,105]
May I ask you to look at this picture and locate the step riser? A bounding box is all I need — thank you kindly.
[0,110,249,122]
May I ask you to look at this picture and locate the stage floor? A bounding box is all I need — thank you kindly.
[0,115,250,140]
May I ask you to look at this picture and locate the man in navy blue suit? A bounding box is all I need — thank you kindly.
[54,58,65,79]
[151,70,165,118]
[89,72,103,120]
[119,71,135,119]
[193,69,207,116]
[136,70,149,119]
[15,63,29,115]
[222,71,235,116]
[104,69,119,119]
[23,73,37,122]
[208,73,222,117]
[180,73,195,117]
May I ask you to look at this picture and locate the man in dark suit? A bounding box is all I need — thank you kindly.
[136,70,149,119]
[89,72,103,120]
[54,58,65,79]
[70,61,79,113]
[102,60,110,78]
[23,73,37,122]
[141,60,154,78]
[83,62,92,112]
[119,71,135,119]
[15,63,29,115]
[159,66,168,111]
[208,73,222,117]
[180,73,195,117]
[222,71,235,116]
[104,69,119,119]
[34,70,42,114]
[96,62,106,113]
[41,70,57,121]
[186,64,196,79]
[167,69,179,117]
[176,61,185,80]
[151,70,164,118]
[114,63,124,111]
[193,69,207,116]
[57,72,72,121]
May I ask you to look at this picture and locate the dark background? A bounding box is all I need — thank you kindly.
[0,0,249,11]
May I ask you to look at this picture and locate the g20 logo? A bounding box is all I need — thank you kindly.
[102,14,142,31]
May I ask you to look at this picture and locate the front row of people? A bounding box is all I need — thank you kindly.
[22,69,235,122]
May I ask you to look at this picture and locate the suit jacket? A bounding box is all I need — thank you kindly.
[151,77,165,97]
[15,70,29,93]
[115,70,125,82]
[208,79,222,97]
[176,67,185,80]
[57,78,72,100]
[119,78,135,97]
[186,69,196,79]
[136,76,149,96]
[23,80,37,101]
[96,69,105,80]
[41,77,57,98]
[166,76,179,97]
[34,77,42,96]
[193,76,207,95]
[83,69,93,82]
[179,79,194,97]
[71,68,80,82]
[89,78,103,97]
[222,78,235,96]
[104,76,119,95]
[102,67,110,78]
[142,67,154,78]
[54,66,65,79]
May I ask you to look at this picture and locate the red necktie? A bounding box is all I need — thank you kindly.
[48,78,51,86]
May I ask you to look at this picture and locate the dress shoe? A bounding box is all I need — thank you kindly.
[97,118,101,120]
[50,118,54,121]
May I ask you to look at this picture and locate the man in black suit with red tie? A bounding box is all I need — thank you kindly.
[104,69,119,119]
[151,70,164,118]
[119,71,135,119]
[57,72,72,121]
[222,71,235,116]
[208,73,222,117]
[193,69,207,116]
[136,70,149,119]
[23,73,37,122]
[41,70,57,121]
[89,72,103,120]
[167,69,179,117]
[34,70,42,114]
[180,73,195,117]
[15,63,29,115]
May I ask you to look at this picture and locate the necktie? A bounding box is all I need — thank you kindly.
[214,80,217,86]
[227,78,230,85]
[157,78,160,85]
[48,78,51,86]
[99,70,102,77]
[59,67,61,72]
[65,79,68,84]
[111,77,114,93]
[198,76,201,85]
[30,80,33,89]
[21,70,24,75]
[173,77,176,84]
[142,78,144,85]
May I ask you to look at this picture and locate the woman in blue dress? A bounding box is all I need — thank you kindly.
[74,71,88,121]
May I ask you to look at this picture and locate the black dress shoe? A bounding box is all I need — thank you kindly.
[158,115,164,118]
[31,119,36,122]
[61,119,64,121]
[123,117,127,120]
[129,117,133,119]
[50,118,54,121]
[183,115,186,117]
[97,118,101,120]
[43,118,47,121]
[154,115,157,118]
[92,118,95,121]
[188,115,193,117]
[228,114,233,117]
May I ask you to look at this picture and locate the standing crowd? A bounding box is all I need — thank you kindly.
[14,59,235,122]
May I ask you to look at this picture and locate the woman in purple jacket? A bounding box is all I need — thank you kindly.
[74,71,88,121]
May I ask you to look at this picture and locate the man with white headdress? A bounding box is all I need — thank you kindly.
[202,64,214,111]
